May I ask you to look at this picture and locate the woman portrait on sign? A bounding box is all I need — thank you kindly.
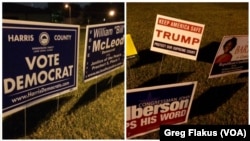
[214,37,237,64]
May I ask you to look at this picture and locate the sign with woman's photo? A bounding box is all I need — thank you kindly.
[126,81,197,139]
[209,35,248,78]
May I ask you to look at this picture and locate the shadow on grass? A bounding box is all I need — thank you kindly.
[130,49,163,68]
[68,71,124,114]
[197,41,220,63]
[189,82,246,118]
[138,71,194,88]
[238,72,248,78]
[2,96,71,139]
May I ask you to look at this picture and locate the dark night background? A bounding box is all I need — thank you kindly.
[2,2,124,24]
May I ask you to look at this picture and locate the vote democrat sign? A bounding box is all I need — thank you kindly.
[151,14,205,60]
[127,82,197,139]
[83,22,124,82]
[2,19,79,117]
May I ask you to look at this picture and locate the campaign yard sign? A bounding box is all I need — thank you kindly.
[150,14,205,60]
[83,22,124,82]
[126,34,138,59]
[3,19,79,117]
[126,81,197,139]
[209,35,248,78]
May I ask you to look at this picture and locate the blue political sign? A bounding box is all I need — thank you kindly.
[127,82,197,138]
[2,19,79,117]
[83,22,124,82]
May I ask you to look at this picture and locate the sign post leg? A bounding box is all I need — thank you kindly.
[95,76,98,99]
[127,60,132,79]
[177,59,183,82]
[57,95,60,112]
[24,106,27,139]
[111,75,114,93]
[158,54,165,80]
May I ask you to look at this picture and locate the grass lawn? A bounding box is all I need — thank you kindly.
[127,2,248,139]
[3,29,124,139]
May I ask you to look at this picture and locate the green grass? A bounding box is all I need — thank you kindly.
[3,29,124,139]
[127,3,248,139]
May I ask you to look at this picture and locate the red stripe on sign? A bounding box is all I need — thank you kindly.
[158,18,203,34]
